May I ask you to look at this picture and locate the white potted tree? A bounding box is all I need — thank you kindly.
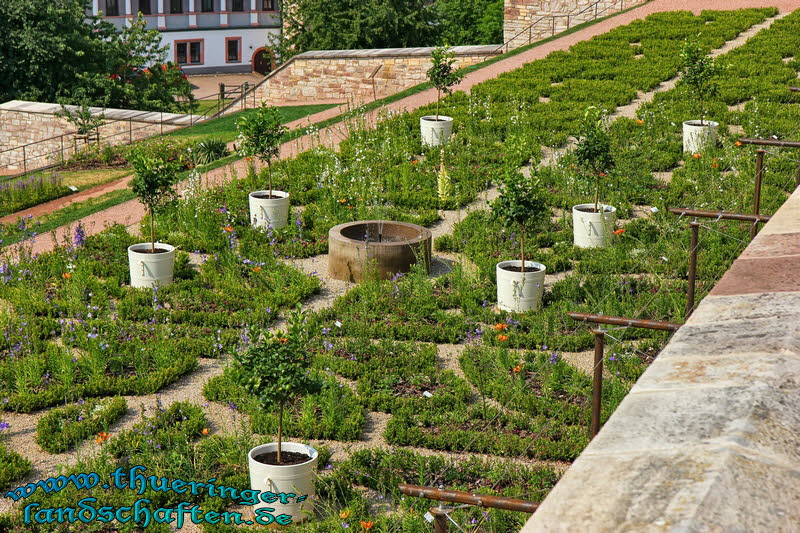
[238,103,290,229]
[127,149,182,288]
[572,106,616,248]
[235,308,322,524]
[491,170,549,312]
[679,38,722,153]
[421,46,465,147]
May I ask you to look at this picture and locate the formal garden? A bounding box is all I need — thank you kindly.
[1,7,799,532]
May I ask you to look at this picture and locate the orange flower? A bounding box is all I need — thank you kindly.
[412,160,418,165]
[712,163,719,169]
[224,225,234,232]
[62,272,72,279]
[95,431,110,444]
[278,338,288,344]
[347,206,353,209]
[246,157,253,162]
[493,323,508,331]
[636,119,644,125]
[692,153,702,159]
[202,428,209,435]
[497,334,508,342]
[339,198,347,203]
[360,522,374,531]
[252,266,262,272]
[512,364,522,373]
[735,141,743,147]
[613,229,625,235]
[598,172,607,177]
[339,510,351,519]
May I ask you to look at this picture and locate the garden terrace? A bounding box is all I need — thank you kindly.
[1,6,799,531]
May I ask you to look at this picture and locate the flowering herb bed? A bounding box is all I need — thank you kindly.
[1,7,799,532]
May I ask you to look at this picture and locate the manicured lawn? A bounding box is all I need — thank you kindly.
[167,103,340,142]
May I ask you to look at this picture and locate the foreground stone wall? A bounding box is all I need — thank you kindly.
[252,46,501,105]
[0,101,188,173]
[503,0,648,49]
[522,187,800,531]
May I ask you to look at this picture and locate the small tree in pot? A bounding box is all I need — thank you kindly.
[491,170,549,312]
[421,45,465,146]
[234,307,322,464]
[572,106,616,248]
[679,38,723,152]
[238,104,291,229]
[127,149,182,287]
[235,307,323,523]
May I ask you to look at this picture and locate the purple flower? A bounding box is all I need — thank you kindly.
[228,402,238,411]
[609,355,617,362]
[0,422,10,431]
[73,225,86,247]
[549,352,559,364]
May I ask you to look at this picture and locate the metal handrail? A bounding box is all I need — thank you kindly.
[488,0,632,57]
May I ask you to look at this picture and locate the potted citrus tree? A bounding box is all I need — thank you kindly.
[491,169,549,312]
[421,46,465,147]
[679,38,722,153]
[572,106,616,248]
[128,148,182,288]
[237,103,290,229]
[235,307,322,524]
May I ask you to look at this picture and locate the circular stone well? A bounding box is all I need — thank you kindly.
[328,220,432,282]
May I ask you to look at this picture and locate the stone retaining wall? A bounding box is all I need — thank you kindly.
[251,46,501,105]
[521,186,800,531]
[0,101,189,173]
[503,0,648,49]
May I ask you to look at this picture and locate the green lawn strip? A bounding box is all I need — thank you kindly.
[164,103,338,142]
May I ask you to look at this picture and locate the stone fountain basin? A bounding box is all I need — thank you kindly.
[328,220,432,282]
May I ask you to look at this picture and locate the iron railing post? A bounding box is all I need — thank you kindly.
[591,330,604,438]
[751,149,765,240]
[686,221,700,319]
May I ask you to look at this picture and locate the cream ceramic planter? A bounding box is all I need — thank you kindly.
[127,243,176,288]
[682,120,719,153]
[572,204,616,248]
[420,116,453,146]
[249,190,290,230]
[496,260,546,312]
[248,442,318,524]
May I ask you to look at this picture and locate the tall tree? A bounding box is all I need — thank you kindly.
[0,3,193,112]
[273,0,435,60]
[0,0,118,104]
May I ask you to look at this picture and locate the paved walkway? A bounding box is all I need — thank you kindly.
[6,0,800,258]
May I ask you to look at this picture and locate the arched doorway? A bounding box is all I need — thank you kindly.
[252,48,275,75]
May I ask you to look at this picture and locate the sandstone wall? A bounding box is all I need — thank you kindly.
[0,102,186,173]
[252,46,501,105]
[503,0,648,49]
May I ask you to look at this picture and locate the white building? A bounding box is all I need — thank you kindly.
[89,0,281,74]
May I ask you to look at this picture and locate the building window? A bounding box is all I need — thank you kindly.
[106,0,119,16]
[226,38,242,63]
[262,0,275,10]
[139,0,151,14]
[201,0,214,12]
[231,0,244,11]
[175,40,203,65]
[171,0,183,14]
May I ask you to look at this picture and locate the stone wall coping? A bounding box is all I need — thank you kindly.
[0,100,195,126]
[291,45,502,60]
[521,184,800,531]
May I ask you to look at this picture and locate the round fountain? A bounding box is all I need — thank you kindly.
[328,220,432,282]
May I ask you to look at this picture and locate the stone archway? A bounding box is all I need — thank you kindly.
[252,48,275,75]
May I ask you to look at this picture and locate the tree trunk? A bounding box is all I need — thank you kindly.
[267,160,273,198]
[436,90,440,121]
[594,174,601,213]
[277,401,283,464]
[520,228,525,271]
[150,206,155,254]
